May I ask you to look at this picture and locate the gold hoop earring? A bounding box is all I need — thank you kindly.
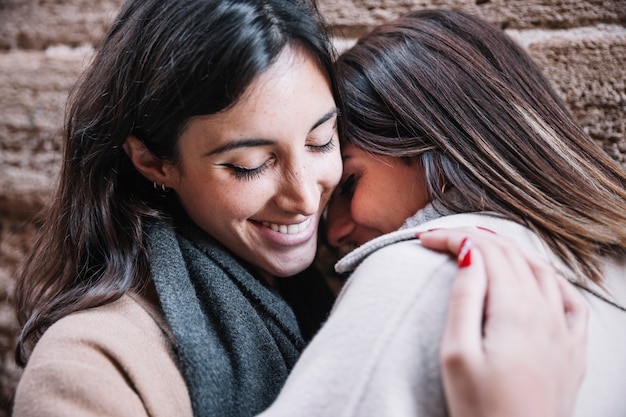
[441,183,447,194]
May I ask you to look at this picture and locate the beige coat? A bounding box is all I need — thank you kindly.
[262,213,626,417]
[13,293,192,417]
[14,213,626,416]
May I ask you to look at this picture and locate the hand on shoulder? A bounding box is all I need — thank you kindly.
[420,227,588,417]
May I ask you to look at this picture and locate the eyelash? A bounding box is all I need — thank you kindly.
[223,132,336,181]
[339,174,356,198]
[308,134,336,153]
[224,162,270,181]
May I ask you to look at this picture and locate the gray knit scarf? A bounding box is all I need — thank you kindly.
[145,216,305,417]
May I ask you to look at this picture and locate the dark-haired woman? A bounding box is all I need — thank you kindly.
[14,1,342,415]
[12,2,588,416]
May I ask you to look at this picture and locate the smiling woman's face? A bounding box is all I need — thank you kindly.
[325,142,430,248]
[162,46,342,278]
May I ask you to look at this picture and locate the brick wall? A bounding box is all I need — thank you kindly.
[1,0,624,414]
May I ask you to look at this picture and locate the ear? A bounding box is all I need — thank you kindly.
[123,136,175,186]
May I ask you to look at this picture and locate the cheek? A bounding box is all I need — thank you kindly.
[319,150,343,203]
[179,175,267,223]
[349,188,379,230]
[214,192,251,218]
[217,183,271,216]
[351,180,407,235]
[326,148,343,188]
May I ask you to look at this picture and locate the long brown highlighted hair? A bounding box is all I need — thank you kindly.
[336,9,626,284]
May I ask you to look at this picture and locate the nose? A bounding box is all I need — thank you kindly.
[275,160,320,216]
[324,193,355,248]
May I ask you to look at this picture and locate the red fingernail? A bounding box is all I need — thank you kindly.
[476,226,496,234]
[415,228,442,238]
[457,238,472,268]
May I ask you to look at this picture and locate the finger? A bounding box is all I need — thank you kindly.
[421,227,556,326]
[420,228,552,280]
[471,236,537,315]
[557,277,589,388]
[419,227,499,256]
[531,261,568,327]
[557,276,589,337]
[464,235,558,348]
[421,228,531,313]
[441,238,487,362]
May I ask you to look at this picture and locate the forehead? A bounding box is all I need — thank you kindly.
[178,46,336,150]
[341,143,410,178]
[341,142,373,163]
[232,49,329,120]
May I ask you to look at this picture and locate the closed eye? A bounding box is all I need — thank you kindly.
[339,173,356,198]
[309,134,336,153]
[219,161,270,181]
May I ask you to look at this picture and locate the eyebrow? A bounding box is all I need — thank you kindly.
[311,108,338,131]
[207,108,338,156]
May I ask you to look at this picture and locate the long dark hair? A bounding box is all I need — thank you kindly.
[336,9,626,283]
[15,0,341,365]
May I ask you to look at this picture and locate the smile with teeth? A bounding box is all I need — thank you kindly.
[262,218,312,235]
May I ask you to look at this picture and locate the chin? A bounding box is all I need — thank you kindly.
[270,264,311,278]
[269,255,316,278]
[255,242,318,278]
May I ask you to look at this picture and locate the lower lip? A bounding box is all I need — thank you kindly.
[253,218,317,247]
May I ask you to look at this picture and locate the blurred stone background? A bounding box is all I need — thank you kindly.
[0,0,625,414]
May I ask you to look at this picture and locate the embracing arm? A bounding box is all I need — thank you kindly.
[262,225,587,417]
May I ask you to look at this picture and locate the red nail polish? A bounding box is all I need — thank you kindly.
[415,228,442,238]
[457,238,472,268]
[476,226,496,234]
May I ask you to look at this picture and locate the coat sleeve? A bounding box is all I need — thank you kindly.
[260,239,456,417]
